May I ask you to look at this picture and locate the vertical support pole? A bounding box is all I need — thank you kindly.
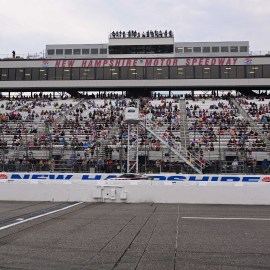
[136,125,139,173]
[127,124,130,173]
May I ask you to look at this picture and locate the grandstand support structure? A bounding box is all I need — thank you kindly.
[139,121,202,174]
[126,124,139,173]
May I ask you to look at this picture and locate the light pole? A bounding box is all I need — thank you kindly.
[218,121,221,174]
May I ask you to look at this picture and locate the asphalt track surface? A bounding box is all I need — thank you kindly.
[0,202,269,270]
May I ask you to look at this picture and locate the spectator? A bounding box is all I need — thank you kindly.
[252,159,257,174]
[261,159,269,174]
[232,159,238,173]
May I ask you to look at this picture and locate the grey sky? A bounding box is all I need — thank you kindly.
[0,0,269,56]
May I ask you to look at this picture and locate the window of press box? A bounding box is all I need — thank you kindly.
[25,68,32,80]
[111,67,120,79]
[212,47,220,53]
[194,66,203,79]
[63,68,71,80]
[82,49,90,55]
[230,46,238,52]
[263,65,270,78]
[153,67,169,79]
[202,66,211,79]
[65,49,72,55]
[175,47,184,53]
[80,68,95,80]
[1,69,8,80]
[220,66,237,79]
[237,66,245,78]
[129,67,144,79]
[47,49,55,55]
[193,47,201,53]
[8,68,16,80]
[48,68,56,80]
[240,46,248,52]
[73,49,81,55]
[16,68,24,80]
[96,68,104,79]
[91,48,99,54]
[202,47,210,53]
[100,48,107,54]
[103,67,120,80]
[184,47,192,53]
[246,65,262,78]
[211,66,220,79]
[185,66,194,79]
[221,46,229,52]
[56,49,64,55]
[145,67,155,79]
[71,68,80,80]
[39,69,47,80]
[169,67,184,79]
[32,68,39,80]
[55,68,63,80]
[121,67,144,80]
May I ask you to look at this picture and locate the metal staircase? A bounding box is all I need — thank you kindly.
[139,121,202,173]
[53,98,86,124]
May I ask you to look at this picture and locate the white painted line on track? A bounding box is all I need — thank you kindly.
[0,202,84,231]
[182,217,270,221]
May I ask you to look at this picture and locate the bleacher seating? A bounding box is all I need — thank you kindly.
[0,93,269,174]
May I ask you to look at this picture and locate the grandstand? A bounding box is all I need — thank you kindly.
[0,93,269,175]
[0,31,270,175]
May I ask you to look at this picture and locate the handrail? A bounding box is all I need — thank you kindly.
[140,119,202,173]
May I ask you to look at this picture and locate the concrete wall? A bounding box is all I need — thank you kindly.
[0,172,270,204]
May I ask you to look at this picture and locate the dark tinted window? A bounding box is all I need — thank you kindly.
[39,68,47,80]
[230,46,238,52]
[202,47,210,53]
[1,69,8,81]
[100,48,107,54]
[91,48,98,54]
[25,68,32,80]
[47,49,55,55]
[193,47,201,53]
[56,49,63,55]
[73,49,81,55]
[65,49,72,55]
[63,68,71,80]
[82,49,90,55]
[212,47,219,53]
[8,69,16,80]
[221,46,229,52]
[48,68,56,80]
[16,68,24,80]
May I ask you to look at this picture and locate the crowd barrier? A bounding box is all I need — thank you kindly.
[0,172,270,182]
[0,172,270,205]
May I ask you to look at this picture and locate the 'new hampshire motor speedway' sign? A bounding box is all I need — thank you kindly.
[0,173,269,183]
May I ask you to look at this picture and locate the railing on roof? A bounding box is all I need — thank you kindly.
[249,51,270,56]
[0,52,45,60]
[0,50,269,60]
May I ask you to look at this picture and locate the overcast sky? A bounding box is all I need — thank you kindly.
[0,0,269,57]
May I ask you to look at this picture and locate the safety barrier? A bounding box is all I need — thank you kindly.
[0,173,270,204]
